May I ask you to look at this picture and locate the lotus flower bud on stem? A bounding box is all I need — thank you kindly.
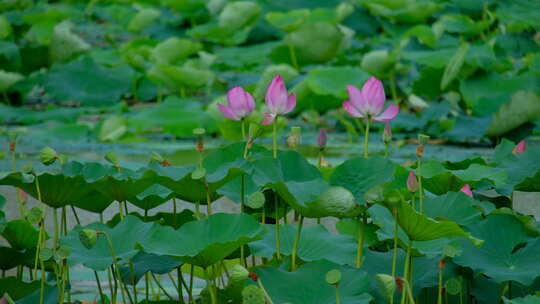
[151,151,171,167]
[104,151,120,169]
[230,264,250,283]
[376,274,396,301]
[513,140,526,154]
[193,128,206,152]
[407,171,418,193]
[7,131,17,152]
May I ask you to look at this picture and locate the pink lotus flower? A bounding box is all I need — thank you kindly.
[407,171,418,192]
[460,184,473,197]
[513,140,526,154]
[262,75,296,125]
[217,86,255,121]
[317,128,327,150]
[342,77,398,122]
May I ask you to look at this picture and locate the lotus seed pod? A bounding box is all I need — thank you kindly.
[40,147,58,165]
[242,285,265,304]
[445,277,461,295]
[79,229,98,249]
[325,269,342,285]
[230,264,250,283]
[246,191,265,209]
[375,274,396,301]
[314,186,361,218]
[418,134,430,146]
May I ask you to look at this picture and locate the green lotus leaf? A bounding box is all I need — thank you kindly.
[285,22,344,64]
[423,191,484,225]
[504,295,540,304]
[0,69,23,92]
[49,21,90,63]
[128,8,161,33]
[61,215,155,271]
[218,1,261,32]
[0,277,41,301]
[360,0,444,23]
[137,213,264,268]
[129,183,175,210]
[454,214,540,286]
[253,260,372,304]
[305,66,370,99]
[250,224,357,265]
[150,37,202,65]
[266,9,311,32]
[330,156,396,205]
[1,219,45,250]
[44,56,135,105]
[393,199,483,245]
[119,251,182,285]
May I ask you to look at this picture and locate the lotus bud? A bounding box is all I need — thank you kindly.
[325,269,342,286]
[104,151,119,167]
[79,229,98,249]
[382,123,392,144]
[513,140,526,154]
[151,152,171,167]
[40,147,58,165]
[230,264,250,283]
[418,134,430,146]
[241,285,265,304]
[407,171,418,193]
[460,184,473,197]
[376,274,396,301]
[287,126,301,149]
[317,128,327,150]
[193,128,206,152]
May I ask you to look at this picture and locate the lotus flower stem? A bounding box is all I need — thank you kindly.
[335,285,341,304]
[71,206,81,225]
[118,202,124,220]
[363,119,370,158]
[400,240,413,304]
[275,195,281,260]
[437,263,443,304]
[101,231,127,304]
[34,175,46,277]
[404,280,416,304]
[391,208,398,280]
[188,264,195,303]
[39,260,45,304]
[206,184,212,215]
[290,216,304,271]
[53,208,59,249]
[240,175,246,266]
[257,278,276,304]
[288,43,299,70]
[94,271,107,304]
[272,120,278,159]
[355,215,367,268]
[241,120,246,141]
[203,268,218,304]
[151,272,175,301]
[417,160,424,214]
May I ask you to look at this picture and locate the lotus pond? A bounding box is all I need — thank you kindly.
[1,0,540,304]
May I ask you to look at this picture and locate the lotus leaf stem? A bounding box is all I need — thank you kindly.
[290,216,304,271]
[257,278,275,304]
[437,262,443,304]
[94,271,107,304]
[391,208,399,282]
[275,195,281,260]
[364,119,370,158]
[151,272,174,301]
[355,215,367,268]
[400,240,413,304]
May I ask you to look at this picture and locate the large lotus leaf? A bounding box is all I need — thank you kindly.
[0,246,37,270]
[496,0,540,32]
[460,72,538,116]
[368,204,464,258]
[49,21,90,63]
[0,219,41,250]
[187,22,252,46]
[254,260,372,304]
[424,192,485,225]
[495,144,540,193]
[150,37,202,65]
[486,91,540,136]
[129,184,176,210]
[128,8,161,33]
[137,213,264,268]
[285,22,344,64]
[305,66,370,99]
[119,251,182,285]
[250,224,357,265]
[360,0,443,23]
[504,295,540,304]
[14,284,58,304]
[454,214,540,286]
[265,9,311,32]
[392,199,482,245]
[0,277,41,300]
[452,163,507,189]
[147,63,213,89]
[218,1,261,32]
[128,97,217,136]
[362,249,459,299]
[250,151,331,211]
[61,215,155,271]
[0,69,24,92]
[44,56,134,105]
[330,156,396,205]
